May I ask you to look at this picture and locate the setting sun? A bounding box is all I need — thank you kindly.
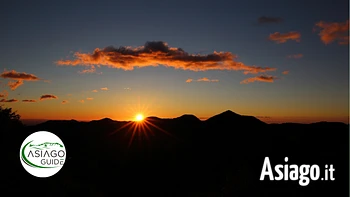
[135,114,144,122]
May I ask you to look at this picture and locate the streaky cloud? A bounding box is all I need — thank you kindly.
[240,75,278,84]
[269,32,301,43]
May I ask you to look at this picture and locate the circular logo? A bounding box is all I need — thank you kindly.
[19,131,66,178]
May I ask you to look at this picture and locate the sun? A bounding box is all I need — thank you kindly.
[135,113,144,122]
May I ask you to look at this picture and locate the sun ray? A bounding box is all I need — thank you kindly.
[144,119,173,137]
[140,123,149,140]
[128,123,139,148]
[142,122,154,136]
[109,121,134,136]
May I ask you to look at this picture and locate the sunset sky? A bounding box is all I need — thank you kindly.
[0,0,349,123]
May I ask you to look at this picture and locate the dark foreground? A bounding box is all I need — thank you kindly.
[3,110,349,196]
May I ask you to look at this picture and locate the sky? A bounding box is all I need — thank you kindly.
[0,0,349,123]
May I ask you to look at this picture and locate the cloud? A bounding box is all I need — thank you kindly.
[186,78,193,83]
[186,77,219,83]
[8,80,24,90]
[282,70,289,75]
[287,54,303,59]
[197,77,219,82]
[240,75,278,84]
[258,16,283,24]
[62,100,68,104]
[56,41,276,74]
[92,90,98,92]
[268,31,301,43]
[314,20,349,45]
[0,90,8,98]
[101,87,108,90]
[124,87,131,90]
[78,65,96,74]
[79,100,84,103]
[0,70,40,81]
[86,97,93,100]
[0,98,18,102]
[0,70,41,90]
[22,99,36,102]
[40,94,58,101]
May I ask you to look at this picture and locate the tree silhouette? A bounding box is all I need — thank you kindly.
[0,105,23,132]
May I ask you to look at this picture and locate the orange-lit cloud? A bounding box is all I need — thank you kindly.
[269,31,301,43]
[0,70,41,90]
[86,97,93,100]
[287,54,303,59]
[240,75,278,84]
[282,70,289,75]
[0,70,40,81]
[40,94,58,101]
[79,100,85,103]
[92,90,98,92]
[0,98,18,102]
[258,16,283,24]
[8,80,24,90]
[197,77,219,82]
[186,78,193,83]
[314,20,349,45]
[186,77,219,83]
[62,100,68,104]
[0,90,8,98]
[22,99,36,102]
[78,66,96,74]
[56,41,276,74]
[101,87,108,90]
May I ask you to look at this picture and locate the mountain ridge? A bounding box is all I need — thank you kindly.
[31,110,348,127]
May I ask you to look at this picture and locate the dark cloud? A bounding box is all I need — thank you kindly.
[258,16,283,24]
[22,99,36,102]
[0,98,18,102]
[56,41,276,74]
[0,70,40,81]
[40,94,58,101]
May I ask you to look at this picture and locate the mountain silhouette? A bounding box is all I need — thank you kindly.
[3,110,349,196]
[206,110,266,125]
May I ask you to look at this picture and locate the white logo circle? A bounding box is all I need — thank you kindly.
[19,131,66,178]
